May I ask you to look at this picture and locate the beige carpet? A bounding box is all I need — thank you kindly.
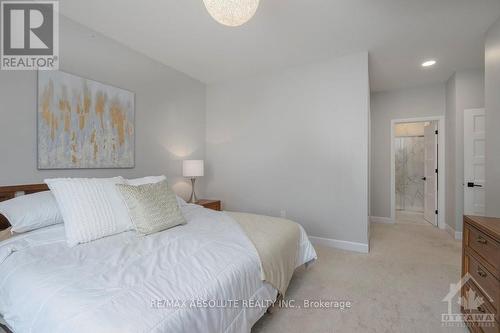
[396,210,433,226]
[252,223,468,333]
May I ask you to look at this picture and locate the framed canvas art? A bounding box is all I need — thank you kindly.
[37,70,135,169]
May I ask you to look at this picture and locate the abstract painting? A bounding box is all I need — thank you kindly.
[37,71,134,169]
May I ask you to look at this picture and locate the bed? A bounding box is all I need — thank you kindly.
[0,184,317,333]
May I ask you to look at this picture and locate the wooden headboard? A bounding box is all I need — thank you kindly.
[0,184,50,229]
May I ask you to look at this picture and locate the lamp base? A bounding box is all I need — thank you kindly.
[188,178,198,203]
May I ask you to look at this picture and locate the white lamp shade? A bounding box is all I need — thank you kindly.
[183,160,204,177]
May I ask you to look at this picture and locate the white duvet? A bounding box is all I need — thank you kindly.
[0,204,316,333]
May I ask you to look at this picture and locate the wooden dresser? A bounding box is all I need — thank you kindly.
[462,215,500,332]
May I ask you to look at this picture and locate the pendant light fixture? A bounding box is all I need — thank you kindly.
[203,0,260,27]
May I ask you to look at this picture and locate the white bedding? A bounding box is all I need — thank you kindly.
[0,204,316,333]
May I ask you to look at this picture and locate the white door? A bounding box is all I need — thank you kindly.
[424,122,438,226]
[464,109,486,216]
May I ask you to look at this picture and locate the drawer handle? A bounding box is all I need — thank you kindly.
[477,268,487,278]
[476,236,487,244]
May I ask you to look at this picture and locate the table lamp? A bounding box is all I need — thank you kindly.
[182,160,204,203]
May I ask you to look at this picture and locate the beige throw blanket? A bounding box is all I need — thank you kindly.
[227,212,301,296]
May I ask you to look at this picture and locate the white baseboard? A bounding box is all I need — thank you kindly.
[445,224,454,237]
[445,224,462,240]
[370,216,394,224]
[309,236,369,253]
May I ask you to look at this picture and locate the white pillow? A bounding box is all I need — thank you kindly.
[116,180,186,235]
[125,175,186,206]
[45,177,132,246]
[125,175,166,186]
[176,195,187,206]
[0,191,63,233]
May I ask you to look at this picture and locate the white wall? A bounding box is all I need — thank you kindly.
[445,69,484,232]
[445,74,457,232]
[205,52,370,247]
[485,17,500,217]
[0,17,206,200]
[370,84,446,218]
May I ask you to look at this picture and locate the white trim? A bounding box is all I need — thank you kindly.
[445,224,463,241]
[370,216,395,224]
[390,116,446,230]
[445,224,454,238]
[309,236,369,253]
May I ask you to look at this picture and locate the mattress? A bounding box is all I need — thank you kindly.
[0,204,316,333]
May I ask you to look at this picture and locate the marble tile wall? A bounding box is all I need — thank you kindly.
[395,136,425,212]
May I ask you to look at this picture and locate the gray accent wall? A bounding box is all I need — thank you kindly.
[485,17,500,217]
[205,52,370,245]
[370,84,446,219]
[0,17,206,200]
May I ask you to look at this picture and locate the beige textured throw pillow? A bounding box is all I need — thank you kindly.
[116,180,186,235]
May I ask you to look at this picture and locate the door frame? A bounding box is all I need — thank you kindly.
[390,116,446,229]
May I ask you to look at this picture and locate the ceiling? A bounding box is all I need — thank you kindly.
[59,0,500,92]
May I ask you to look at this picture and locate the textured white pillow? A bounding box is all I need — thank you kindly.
[45,177,132,246]
[116,180,186,235]
[0,191,63,233]
[125,175,186,206]
[125,175,166,186]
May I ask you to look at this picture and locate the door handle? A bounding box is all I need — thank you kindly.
[467,182,483,188]
[422,177,426,181]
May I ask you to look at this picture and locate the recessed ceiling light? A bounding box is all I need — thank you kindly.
[422,60,437,67]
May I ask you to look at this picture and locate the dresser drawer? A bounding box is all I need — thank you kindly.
[465,253,499,315]
[462,281,499,333]
[465,224,500,276]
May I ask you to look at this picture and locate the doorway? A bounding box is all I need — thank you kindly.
[391,116,446,229]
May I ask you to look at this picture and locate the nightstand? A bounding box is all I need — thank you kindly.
[196,199,221,211]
